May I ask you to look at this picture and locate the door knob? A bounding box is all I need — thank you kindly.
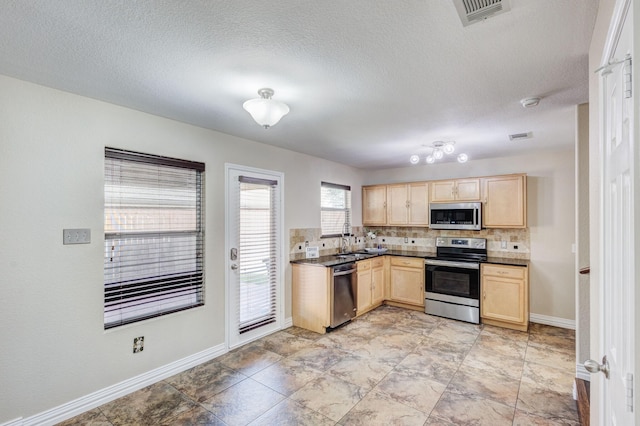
[585,355,610,379]
[230,264,239,270]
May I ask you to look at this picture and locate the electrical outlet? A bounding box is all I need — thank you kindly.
[63,228,91,245]
[133,336,144,353]
[404,237,408,243]
[513,245,519,250]
[305,241,309,247]
[501,240,507,249]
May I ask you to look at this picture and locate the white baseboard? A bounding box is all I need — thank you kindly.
[576,363,591,381]
[4,319,300,426]
[529,313,576,330]
[5,343,227,426]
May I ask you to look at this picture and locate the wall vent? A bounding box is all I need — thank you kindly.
[509,132,533,141]
[453,0,512,27]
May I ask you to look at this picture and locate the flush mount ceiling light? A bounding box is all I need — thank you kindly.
[243,88,290,129]
[520,97,541,108]
[410,141,469,165]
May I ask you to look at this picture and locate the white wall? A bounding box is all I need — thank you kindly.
[0,74,364,422]
[365,148,577,321]
[576,103,590,366]
[0,71,579,422]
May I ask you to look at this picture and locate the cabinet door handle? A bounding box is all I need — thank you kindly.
[497,271,508,275]
[483,291,486,300]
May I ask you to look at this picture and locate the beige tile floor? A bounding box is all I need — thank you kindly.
[58,306,580,425]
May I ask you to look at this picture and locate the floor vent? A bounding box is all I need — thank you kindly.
[453,0,512,27]
[509,132,533,141]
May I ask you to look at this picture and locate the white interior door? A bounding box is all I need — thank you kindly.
[225,164,284,349]
[592,0,635,423]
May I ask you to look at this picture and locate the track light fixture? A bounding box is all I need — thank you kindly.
[410,141,469,165]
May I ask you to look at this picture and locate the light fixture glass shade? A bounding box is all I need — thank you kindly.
[243,88,290,129]
[411,141,467,165]
[443,143,455,155]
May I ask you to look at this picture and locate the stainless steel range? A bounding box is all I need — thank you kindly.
[424,236,487,324]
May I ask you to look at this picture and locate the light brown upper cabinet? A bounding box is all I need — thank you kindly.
[362,185,387,226]
[430,178,481,203]
[387,182,429,226]
[482,174,527,228]
[364,174,527,228]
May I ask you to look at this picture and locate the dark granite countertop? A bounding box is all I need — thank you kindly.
[484,257,530,267]
[289,254,371,268]
[291,251,528,267]
[290,250,437,267]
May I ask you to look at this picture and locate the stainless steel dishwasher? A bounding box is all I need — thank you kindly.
[330,262,357,328]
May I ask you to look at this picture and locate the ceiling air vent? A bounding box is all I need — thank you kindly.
[509,132,533,141]
[453,0,512,27]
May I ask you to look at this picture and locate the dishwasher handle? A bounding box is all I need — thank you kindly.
[333,268,356,276]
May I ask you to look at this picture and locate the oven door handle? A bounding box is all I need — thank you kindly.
[333,269,356,276]
[424,259,479,270]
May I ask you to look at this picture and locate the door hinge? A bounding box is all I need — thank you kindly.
[627,373,634,412]
[624,55,632,98]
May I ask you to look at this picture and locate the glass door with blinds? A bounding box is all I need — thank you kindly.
[226,164,283,348]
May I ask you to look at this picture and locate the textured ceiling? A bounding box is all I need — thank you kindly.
[0,1,598,169]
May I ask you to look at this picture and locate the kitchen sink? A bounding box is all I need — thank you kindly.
[334,253,369,260]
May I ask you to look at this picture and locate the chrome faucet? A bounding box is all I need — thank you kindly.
[341,222,351,254]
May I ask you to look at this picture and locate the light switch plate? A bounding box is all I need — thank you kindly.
[63,228,91,244]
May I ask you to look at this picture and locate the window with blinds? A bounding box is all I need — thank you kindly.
[237,176,278,334]
[104,148,205,329]
[321,182,351,237]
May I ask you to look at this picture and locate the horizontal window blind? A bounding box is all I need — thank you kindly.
[237,176,278,334]
[104,147,205,329]
[321,181,351,237]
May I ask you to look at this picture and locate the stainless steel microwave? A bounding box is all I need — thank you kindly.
[429,202,482,230]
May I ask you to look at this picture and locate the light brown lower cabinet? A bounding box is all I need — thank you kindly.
[292,263,330,334]
[481,263,529,332]
[292,255,435,334]
[371,258,385,305]
[357,257,385,316]
[389,256,424,307]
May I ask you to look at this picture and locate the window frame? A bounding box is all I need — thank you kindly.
[103,147,205,329]
[320,181,352,238]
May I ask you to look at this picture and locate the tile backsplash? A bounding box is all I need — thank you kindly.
[290,226,530,259]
